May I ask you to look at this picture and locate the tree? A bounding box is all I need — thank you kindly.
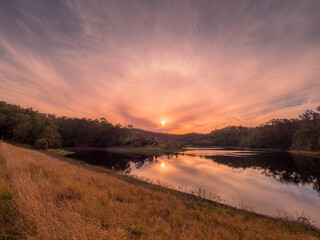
[34,138,48,150]
[291,107,320,151]
[41,126,61,148]
[12,114,32,143]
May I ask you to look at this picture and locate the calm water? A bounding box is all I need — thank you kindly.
[67,148,320,227]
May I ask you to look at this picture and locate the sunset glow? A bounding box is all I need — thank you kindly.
[1,2,320,235]
[0,1,319,133]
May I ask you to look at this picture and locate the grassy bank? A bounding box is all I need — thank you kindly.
[8,141,183,156]
[289,150,320,158]
[191,145,320,158]
[105,145,185,155]
[0,155,23,239]
[12,141,320,158]
[0,143,319,239]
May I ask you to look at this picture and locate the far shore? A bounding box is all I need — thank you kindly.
[186,145,320,158]
[103,145,185,155]
[9,142,320,158]
[62,145,185,155]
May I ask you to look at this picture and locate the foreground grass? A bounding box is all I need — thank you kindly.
[8,143,33,150]
[0,143,319,239]
[105,145,185,155]
[0,155,23,239]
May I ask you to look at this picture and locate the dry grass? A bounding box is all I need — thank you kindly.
[0,143,319,240]
[0,154,24,239]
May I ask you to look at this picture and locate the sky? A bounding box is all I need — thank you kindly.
[0,0,319,134]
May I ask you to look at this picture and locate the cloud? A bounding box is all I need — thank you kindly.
[0,0,319,133]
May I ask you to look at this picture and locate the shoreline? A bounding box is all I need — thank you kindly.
[66,145,186,155]
[123,173,320,231]
[1,142,319,238]
[46,147,320,232]
[9,141,320,158]
[185,145,320,158]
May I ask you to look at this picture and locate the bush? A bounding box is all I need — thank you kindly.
[51,139,62,149]
[34,139,48,150]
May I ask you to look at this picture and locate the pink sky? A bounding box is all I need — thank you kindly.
[0,0,319,133]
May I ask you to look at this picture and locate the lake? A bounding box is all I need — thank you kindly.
[66,147,320,228]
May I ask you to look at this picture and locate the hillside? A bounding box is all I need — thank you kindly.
[0,143,319,239]
[130,128,204,144]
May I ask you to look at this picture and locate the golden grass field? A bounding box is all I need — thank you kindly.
[0,142,319,239]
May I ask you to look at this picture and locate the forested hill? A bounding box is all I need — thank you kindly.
[0,101,128,148]
[200,108,320,151]
[129,128,204,145]
[0,101,320,151]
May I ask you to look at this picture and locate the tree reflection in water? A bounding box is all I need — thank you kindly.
[67,150,320,194]
[67,151,156,171]
[189,151,320,194]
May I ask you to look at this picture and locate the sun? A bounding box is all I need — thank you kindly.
[161,120,166,126]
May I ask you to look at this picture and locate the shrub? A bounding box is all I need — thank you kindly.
[34,139,48,150]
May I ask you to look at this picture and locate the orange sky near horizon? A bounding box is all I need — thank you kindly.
[0,1,319,134]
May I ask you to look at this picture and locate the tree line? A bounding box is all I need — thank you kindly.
[0,101,129,149]
[194,106,320,151]
[1,101,320,151]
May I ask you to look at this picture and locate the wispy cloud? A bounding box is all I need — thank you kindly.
[0,0,319,133]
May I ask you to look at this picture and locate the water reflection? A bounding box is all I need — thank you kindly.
[67,151,155,171]
[66,148,320,227]
[182,150,320,194]
[67,149,320,194]
[68,148,320,195]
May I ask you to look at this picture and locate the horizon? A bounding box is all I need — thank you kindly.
[2,99,319,136]
[1,0,320,134]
